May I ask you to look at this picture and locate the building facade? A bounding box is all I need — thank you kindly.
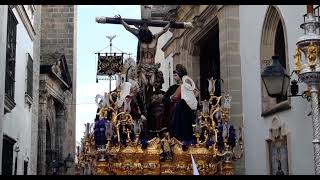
[0,5,41,175]
[0,5,76,175]
[159,5,245,174]
[156,5,314,175]
[0,5,8,175]
[240,5,314,174]
[37,5,77,175]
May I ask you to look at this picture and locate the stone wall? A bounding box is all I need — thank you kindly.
[29,5,41,175]
[40,5,75,80]
[39,5,76,175]
[38,72,74,175]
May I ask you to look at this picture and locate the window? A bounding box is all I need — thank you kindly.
[26,53,33,99]
[274,21,287,103]
[2,135,16,175]
[260,6,290,117]
[4,7,18,113]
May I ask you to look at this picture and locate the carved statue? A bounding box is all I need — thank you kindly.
[207,77,217,95]
[162,64,185,132]
[294,48,302,72]
[160,132,174,161]
[307,42,318,68]
[115,14,174,115]
[115,14,172,85]
[147,70,166,137]
[115,14,173,66]
[94,116,107,149]
[116,82,132,108]
[163,64,197,145]
[52,59,62,77]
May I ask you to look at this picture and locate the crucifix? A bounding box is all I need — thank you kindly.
[96,14,192,116]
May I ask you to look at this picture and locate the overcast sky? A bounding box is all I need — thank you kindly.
[76,5,140,145]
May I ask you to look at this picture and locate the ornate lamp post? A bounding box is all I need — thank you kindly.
[261,5,320,174]
[294,5,320,174]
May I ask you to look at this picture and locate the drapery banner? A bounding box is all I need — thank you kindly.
[97,55,123,76]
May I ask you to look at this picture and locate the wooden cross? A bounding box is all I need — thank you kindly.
[96,16,193,29]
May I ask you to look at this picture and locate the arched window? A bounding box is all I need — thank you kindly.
[274,20,287,103]
[275,21,286,71]
[260,6,290,116]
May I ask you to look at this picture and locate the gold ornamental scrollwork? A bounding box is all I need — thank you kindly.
[77,78,242,175]
[307,42,318,68]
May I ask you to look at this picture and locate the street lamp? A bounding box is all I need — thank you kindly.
[51,160,63,175]
[64,153,74,172]
[50,154,73,175]
[261,5,320,174]
[261,55,290,99]
[295,5,320,175]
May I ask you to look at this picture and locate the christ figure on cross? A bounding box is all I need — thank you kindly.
[115,14,174,87]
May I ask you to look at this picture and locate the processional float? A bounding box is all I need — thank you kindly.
[76,16,244,175]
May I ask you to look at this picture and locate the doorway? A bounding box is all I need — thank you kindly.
[197,24,221,101]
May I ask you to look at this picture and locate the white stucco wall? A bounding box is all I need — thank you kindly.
[149,26,173,91]
[3,7,35,175]
[0,5,9,175]
[240,5,314,175]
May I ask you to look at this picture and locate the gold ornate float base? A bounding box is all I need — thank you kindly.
[94,145,234,175]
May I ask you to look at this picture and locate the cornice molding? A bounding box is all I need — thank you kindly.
[15,5,36,41]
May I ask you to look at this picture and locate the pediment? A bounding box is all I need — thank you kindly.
[41,52,72,89]
[51,55,72,89]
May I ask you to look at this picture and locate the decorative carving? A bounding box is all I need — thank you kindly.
[51,59,62,78]
[91,143,232,175]
[76,88,241,175]
[137,63,161,87]
[307,42,318,68]
[294,48,302,73]
[160,132,174,161]
[97,55,123,76]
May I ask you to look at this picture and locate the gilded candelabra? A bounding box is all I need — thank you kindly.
[196,82,244,166]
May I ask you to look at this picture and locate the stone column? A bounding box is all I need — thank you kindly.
[217,5,243,130]
[64,90,75,175]
[30,5,41,175]
[217,5,245,175]
[37,86,48,175]
[0,5,8,174]
[55,104,65,163]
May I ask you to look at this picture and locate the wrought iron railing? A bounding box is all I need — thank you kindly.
[303,5,320,35]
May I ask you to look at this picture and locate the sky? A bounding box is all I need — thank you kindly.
[76,5,141,144]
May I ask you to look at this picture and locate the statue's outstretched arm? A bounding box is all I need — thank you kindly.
[115,14,139,37]
[154,19,174,38]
